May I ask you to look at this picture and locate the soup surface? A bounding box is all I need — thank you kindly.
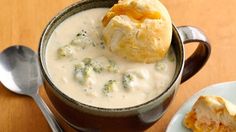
[46,8,176,108]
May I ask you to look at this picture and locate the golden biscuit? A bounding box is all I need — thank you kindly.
[184,96,236,132]
[102,0,172,63]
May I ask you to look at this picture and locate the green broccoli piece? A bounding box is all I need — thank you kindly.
[57,45,73,58]
[122,73,134,89]
[70,30,93,49]
[103,80,117,95]
[75,62,85,70]
[82,58,92,66]
[74,62,93,85]
[106,59,118,73]
[155,62,166,71]
[82,58,103,73]
[83,66,93,80]
[92,62,103,73]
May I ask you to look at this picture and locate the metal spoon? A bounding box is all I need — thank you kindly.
[0,45,63,132]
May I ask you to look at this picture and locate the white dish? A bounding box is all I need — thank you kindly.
[166,81,236,132]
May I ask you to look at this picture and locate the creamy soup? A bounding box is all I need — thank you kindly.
[46,8,176,108]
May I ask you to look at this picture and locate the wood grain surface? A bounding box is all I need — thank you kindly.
[0,0,236,131]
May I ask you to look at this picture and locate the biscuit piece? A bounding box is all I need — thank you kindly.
[184,96,236,132]
[102,0,172,63]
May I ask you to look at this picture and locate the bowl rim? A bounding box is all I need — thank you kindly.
[38,0,185,113]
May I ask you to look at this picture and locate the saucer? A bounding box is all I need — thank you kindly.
[166,81,236,132]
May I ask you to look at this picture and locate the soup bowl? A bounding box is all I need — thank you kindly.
[38,0,211,131]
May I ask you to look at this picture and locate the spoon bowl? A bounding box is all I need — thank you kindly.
[0,45,41,95]
[0,45,62,132]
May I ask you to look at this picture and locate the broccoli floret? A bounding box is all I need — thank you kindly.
[70,30,93,49]
[57,45,73,58]
[103,80,117,95]
[74,62,93,85]
[106,59,118,73]
[82,58,103,73]
[75,62,85,69]
[82,58,92,66]
[155,62,166,71]
[92,62,103,73]
[122,73,134,89]
[83,66,93,80]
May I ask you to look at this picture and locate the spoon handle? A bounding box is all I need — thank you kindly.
[32,94,63,132]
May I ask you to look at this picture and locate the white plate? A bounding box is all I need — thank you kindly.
[166,81,236,132]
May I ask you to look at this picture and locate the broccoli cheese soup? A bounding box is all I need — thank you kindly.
[46,8,176,108]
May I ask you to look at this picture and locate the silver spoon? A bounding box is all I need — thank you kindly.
[0,45,63,132]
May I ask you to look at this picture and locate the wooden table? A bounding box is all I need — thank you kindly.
[1,0,236,131]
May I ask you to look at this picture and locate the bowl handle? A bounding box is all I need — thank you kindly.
[177,26,211,83]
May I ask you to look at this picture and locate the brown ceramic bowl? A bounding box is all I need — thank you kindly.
[38,0,211,131]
